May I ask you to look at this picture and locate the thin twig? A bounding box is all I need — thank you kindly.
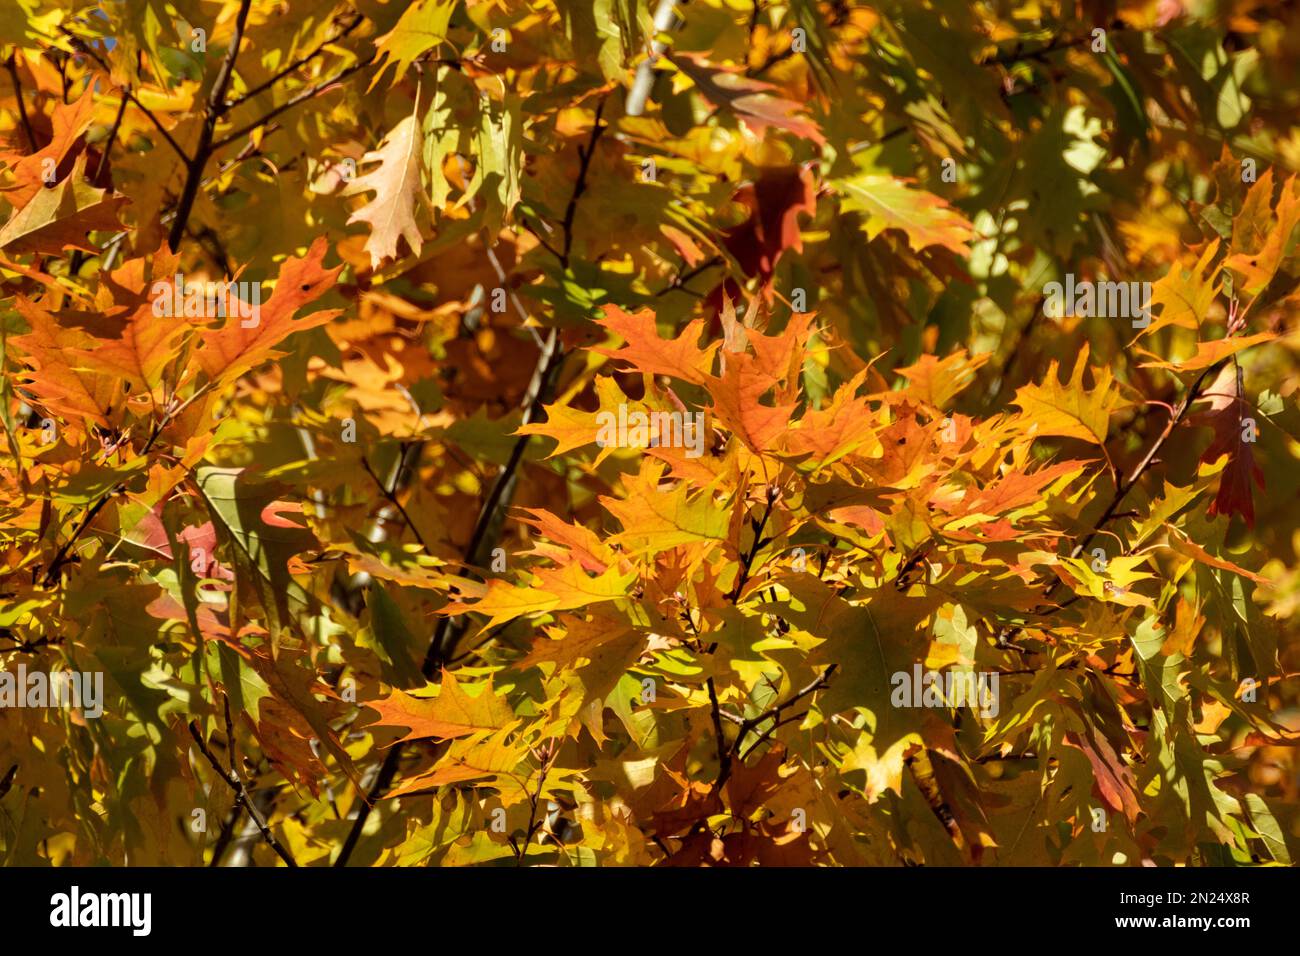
[995,357,1225,645]
[516,744,557,865]
[654,255,723,297]
[559,97,608,267]
[977,24,1129,68]
[726,486,778,603]
[6,53,37,152]
[334,102,611,867]
[92,85,129,186]
[167,0,254,250]
[360,453,430,553]
[211,59,369,152]
[58,29,191,163]
[188,720,297,867]
[220,13,363,114]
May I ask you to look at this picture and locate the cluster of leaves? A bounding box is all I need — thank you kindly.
[1,0,1299,867]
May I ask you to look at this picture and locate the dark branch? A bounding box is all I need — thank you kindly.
[220,14,363,115]
[5,53,37,152]
[58,29,191,163]
[167,0,254,250]
[211,59,369,152]
[188,719,297,867]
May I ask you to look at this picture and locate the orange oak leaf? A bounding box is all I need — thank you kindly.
[780,372,879,465]
[594,305,718,385]
[516,507,613,573]
[895,350,991,409]
[0,90,97,208]
[707,352,799,452]
[196,237,341,385]
[10,296,121,427]
[368,671,515,743]
[959,460,1086,518]
[71,302,187,393]
[441,561,636,632]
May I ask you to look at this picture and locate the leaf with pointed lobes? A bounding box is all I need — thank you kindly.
[1224,173,1300,295]
[1011,342,1122,447]
[1142,240,1221,337]
[594,305,718,385]
[384,726,530,799]
[0,153,127,256]
[1062,706,1141,825]
[894,350,991,409]
[70,299,187,394]
[699,312,812,453]
[516,378,650,464]
[708,355,799,452]
[666,53,826,145]
[780,370,879,466]
[515,508,613,573]
[707,165,817,312]
[440,561,636,633]
[368,0,456,90]
[345,112,428,268]
[196,236,341,386]
[368,671,516,743]
[10,296,120,428]
[601,460,730,552]
[834,171,976,257]
[1193,363,1265,526]
[1138,332,1275,372]
[959,460,1087,519]
[516,611,644,672]
[0,90,96,207]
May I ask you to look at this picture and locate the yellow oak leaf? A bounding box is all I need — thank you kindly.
[1011,342,1122,446]
[369,671,516,742]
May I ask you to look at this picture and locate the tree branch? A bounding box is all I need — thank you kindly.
[559,96,608,267]
[220,13,363,115]
[515,743,557,865]
[1068,360,1220,562]
[210,59,370,152]
[167,0,254,250]
[995,356,1225,645]
[706,677,732,792]
[58,29,191,164]
[360,452,430,554]
[726,485,778,603]
[5,53,36,152]
[334,102,612,867]
[188,719,297,867]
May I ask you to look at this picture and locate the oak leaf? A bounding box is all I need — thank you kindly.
[346,112,428,268]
